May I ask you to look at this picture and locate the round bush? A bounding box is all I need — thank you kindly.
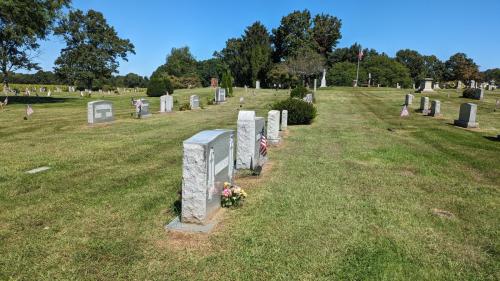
[146,77,174,97]
[271,98,317,125]
[290,85,308,99]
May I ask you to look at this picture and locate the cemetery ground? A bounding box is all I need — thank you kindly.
[0,87,499,280]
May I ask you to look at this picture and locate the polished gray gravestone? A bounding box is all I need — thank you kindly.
[87,100,113,124]
[190,95,200,109]
[454,103,478,128]
[267,110,280,145]
[167,129,235,232]
[419,97,430,114]
[236,111,266,170]
[139,98,151,118]
[160,95,173,113]
[429,100,441,117]
[215,87,226,104]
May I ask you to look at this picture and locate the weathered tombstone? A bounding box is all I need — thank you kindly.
[419,97,430,114]
[320,69,327,88]
[457,81,464,89]
[405,94,414,105]
[255,80,260,90]
[160,94,173,113]
[454,103,478,128]
[412,83,416,90]
[87,100,113,124]
[463,88,484,100]
[429,100,441,117]
[281,110,288,131]
[470,80,476,88]
[303,93,313,103]
[419,78,434,92]
[434,82,441,90]
[396,83,401,89]
[267,110,280,145]
[236,111,266,170]
[139,98,151,118]
[166,129,234,232]
[314,79,317,92]
[190,95,200,109]
[215,87,226,103]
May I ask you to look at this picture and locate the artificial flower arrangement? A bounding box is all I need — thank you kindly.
[221,182,247,208]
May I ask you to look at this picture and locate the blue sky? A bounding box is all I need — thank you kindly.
[35,0,500,77]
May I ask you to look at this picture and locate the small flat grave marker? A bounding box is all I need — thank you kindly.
[26,166,50,174]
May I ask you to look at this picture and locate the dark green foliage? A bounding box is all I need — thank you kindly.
[146,76,173,97]
[164,47,198,77]
[444,53,480,83]
[178,102,190,111]
[272,98,317,125]
[197,58,224,87]
[0,0,70,85]
[327,62,360,86]
[54,10,135,89]
[482,68,500,83]
[363,54,412,88]
[290,85,308,99]
[220,70,233,97]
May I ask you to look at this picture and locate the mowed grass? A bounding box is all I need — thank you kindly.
[0,86,499,280]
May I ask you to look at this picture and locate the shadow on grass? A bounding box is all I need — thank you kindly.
[483,136,500,142]
[0,96,71,104]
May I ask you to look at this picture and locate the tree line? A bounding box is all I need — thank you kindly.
[1,2,499,91]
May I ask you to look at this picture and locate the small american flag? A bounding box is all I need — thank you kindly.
[26,104,34,116]
[259,129,268,156]
[400,105,409,117]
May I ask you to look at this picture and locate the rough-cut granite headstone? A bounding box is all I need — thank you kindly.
[430,100,441,117]
[454,103,478,128]
[87,100,113,124]
[281,110,288,131]
[215,87,226,103]
[181,129,234,224]
[419,97,430,114]
[462,88,484,100]
[160,95,173,113]
[267,110,280,145]
[190,95,200,109]
[236,111,266,170]
[405,94,414,105]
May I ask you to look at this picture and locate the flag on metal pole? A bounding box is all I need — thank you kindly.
[355,47,363,87]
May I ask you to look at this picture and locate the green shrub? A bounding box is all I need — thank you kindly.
[271,98,317,125]
[290,85,308,99]
[206,96,214,105]
[179,102,191,111]
[146,77,174,97]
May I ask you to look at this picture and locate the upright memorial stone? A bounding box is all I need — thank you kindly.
[429,100,441,117]
[267,110,280,145]
[281,110,288,131]
[160,94,173,113]
[419,78,434,93]
[454,103,478,128]
[236,111,266,170]
[215,87,226,104]
[314,79,317,92]
[434,82,441,89]
[396,83,401,89]
[419,97,430,114]
[87,100,113,124]
[255,80,260,90]
[139,98,151,118]
[190,95,200,109]
[179,129,234,225]
[405,94,414,105]
[320,69,327,88]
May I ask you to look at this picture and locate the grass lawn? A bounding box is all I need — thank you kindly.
[0,87,499,280]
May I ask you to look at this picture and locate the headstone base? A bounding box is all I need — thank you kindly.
[269,138,280,145]
[454,120,478,128]
[165,209,224,233]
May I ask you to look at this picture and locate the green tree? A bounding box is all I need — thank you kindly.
[271,10,316,61]
[197,58,223,87]
[267,63,298,88]
[54,9,135,89]
[241,22,272,87]
[423,55,445,82]
[215,38,246,86]
[327,62,359,86]
[482,68,500,83]
[220,69,233,96]
[395,49,425,83]
[311,14,342,57]
[363,54,412,87]
[164,47,198,77]
[285,47,325,85]
[0,0,70,86]
[444,53,480,83]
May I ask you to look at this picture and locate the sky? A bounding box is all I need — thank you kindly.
[33,0,500,77]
